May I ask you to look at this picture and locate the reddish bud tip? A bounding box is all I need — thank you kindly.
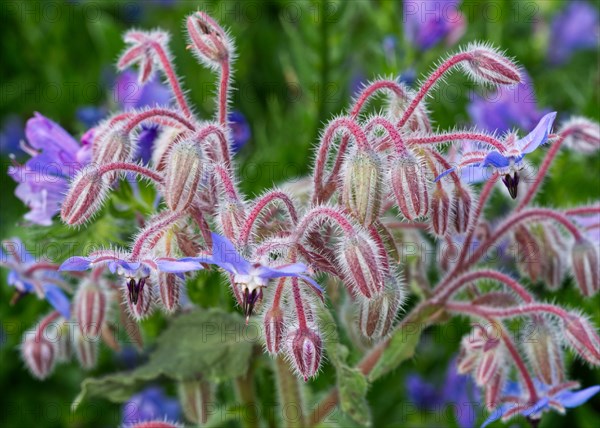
[186,12,231,68]
[390,151,430,220]
[463,44,522,85]
[288,327,322,380]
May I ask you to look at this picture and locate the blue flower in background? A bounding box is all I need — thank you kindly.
[0,238,71,319]
[548,1,600,65]
[113,70,172,110]
[483,380,600,427]
[122,386,181,425]
[228,111,251,153]
[403,0,465,50]
[8,113,91,226]
[0,115,24,155]
[136,124,160,164]
[468,72,547,134]
[406,358,479,428]
[76,106,108,129]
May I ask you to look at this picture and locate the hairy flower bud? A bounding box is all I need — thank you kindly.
[485,372,505,411]
[524,318,564,385]
[561,117,600,154]
[339,234,385,298]
[61,167,108,225]
[564,313,600,366]
[124,277,155,320]
[186,11,231,68]
[74,280,107,338]
[264,305,285,354]
[341,149,383,226]
[462,44,521,85]
[157,273,182,314]
[571,238,599,296]
[390,151,429,220]
[451,186,472,234]
[513,225,542,282]
[93,128,132,175]
[358,277,404,340]
[164,140,203,212]
[178,379,212,425]
[218,199,246,241]
[288,327,322,381]
[430,184,451,236]
[21,331,56,380]
[74,330,98,369]
[55,319,73,362]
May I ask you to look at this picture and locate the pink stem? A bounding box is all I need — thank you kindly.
[566,206,600,216]
[131,211,186,259]
[426,148,462,186]
[150,41,193,118]
[124,108,196,134]
[293,207,357,243]
[291,277,308,329]
[407,132,506,153]
[212,164,241,201]
[35,311,62,341]
[24,263,59,275]
[218,61,230,125]
[364,116,407,155]
[98,162,164,184]
[446,302,569,323]
[195,125,230,167]
[433,269,534,303]
[397,52,473,129]
[239,191,298,246]
[350,80,407,118]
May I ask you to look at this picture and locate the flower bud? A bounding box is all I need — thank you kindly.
[430,184,451,236]
[485,372,505,411]
[564,313,600,366]
[571,238,599,296]
[125,277,155,321]
[475,344,501,386]
[513,225,542,282]
[357,277,404,340]
[55,319,73,362]
[186,12,231,68]
[264,305,285,354]
[21,332,56,379]
[386,88,432,133]
[523,318,564,385]
[218,199,246,241]
[561,117,600,154]
[339,234,385,298]
[61,167,108,225]
[164,140,203,212]
[178,379,212,425]
[157,273,182,314]
[463,44,521,85]
[74,280,107,338]
[74,330,98,369]
[287,327,322,381]
[390,151,429,220]
[93,128,132,175]
[341,149,383,226]
[451,186,472,234]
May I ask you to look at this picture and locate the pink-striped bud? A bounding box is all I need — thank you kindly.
[339,234,384,298]
[451,186,472,234]
[288,327,322,381]
[561,117,600,154]
[186,12,231,68]
[93,128,132,175]
[157,273,182,314]
[564,313,600,366]
[390,151,429,220]
[21,331,56,380]
[61,167,108,225]
[55,319,73,362]
[74,280,108,338]
[264,306,285,354]
[571,238,599,296]
[462,44,521,85]
[218,199,246,241]
[358,278,403,340]
[523,318,564,385]
[164,140,203,212]
[430,184,451,236]
[74,331,98,369]
[341,149,383,226]
[513,225,542,282]
[178,379,212,425]
[475,343,501,386]
[485,372,505,410]
[124,277,155,320]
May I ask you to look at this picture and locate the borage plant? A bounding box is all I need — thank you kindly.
[2,10,600,428]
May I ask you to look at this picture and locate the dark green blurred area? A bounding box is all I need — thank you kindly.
[1,1,599,427]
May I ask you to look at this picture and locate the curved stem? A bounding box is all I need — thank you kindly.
[195,124,230,167]
[293,207,357,243]
[131,211,186,259]
[566,206,600,216]
[124,108,196,134]
[350,80,408,118]
[407,132,506,153]
[364,116,407,155]
[239,191,298,246]
[150,41,193,118]
[97,162,164,184]
[35,311,61,341]
[212,163,241,202]
[445,302,569,320]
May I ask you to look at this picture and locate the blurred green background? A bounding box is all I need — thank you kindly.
[1,1,599,427]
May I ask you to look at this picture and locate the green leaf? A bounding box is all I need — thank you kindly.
[320,309,371,427]
[74,308,256,408]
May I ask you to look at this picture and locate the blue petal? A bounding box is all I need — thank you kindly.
[557,385,600,408]
[517,111,557,154]
[434,167,456,182]
[156,259,203,273]
[522,397,549,417]
[43,284,71,319]
[108,260,141,275]
[256,263,308,277]
[59,256,93,271]
[297,274,325,294]
[480,151,511,168]
[210,233,251,274]
[482,404,512,428]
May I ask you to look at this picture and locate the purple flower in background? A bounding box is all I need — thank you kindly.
[548,1,600,65]
[483,380,600,427]
[0,238,71,319]
[8,113,90,226]
[0,115,24,155]
[196,233,323,321]
[468,72,547,134]
[122,386,181,425]
[113,70,172,110]
[228,111,251,153]
[406,358,479,428]
[136,124,160,164]
[76,106,108,128]
[403,0,465,50]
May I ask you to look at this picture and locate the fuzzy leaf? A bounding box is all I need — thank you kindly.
[74,308,255,408]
